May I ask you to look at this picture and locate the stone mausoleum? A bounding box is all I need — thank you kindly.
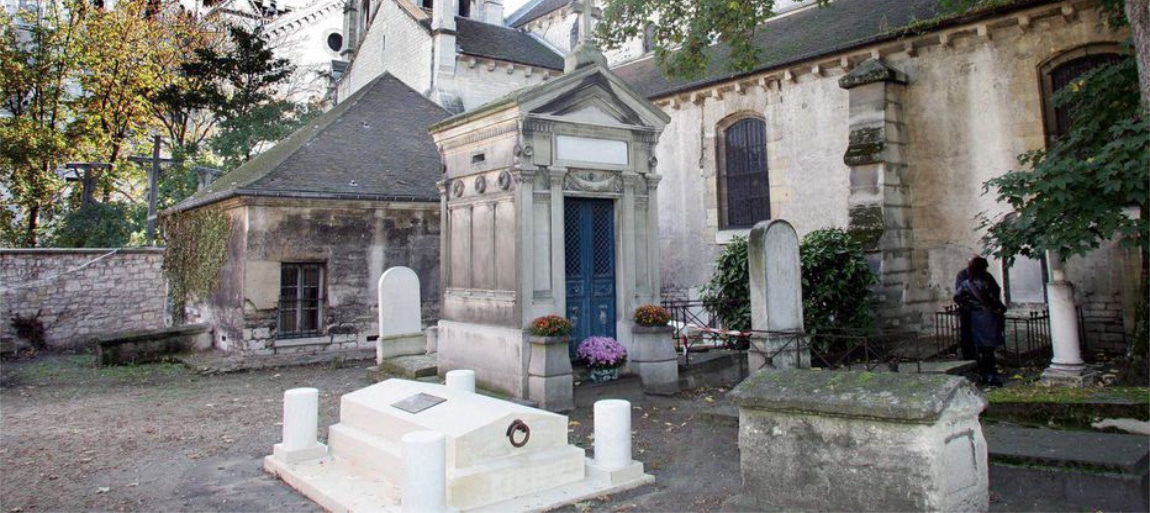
[429,38,669,398]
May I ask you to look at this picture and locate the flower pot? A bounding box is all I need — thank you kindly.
[527,335,574,412]
[631,324,679,395]
[588,366,620,383]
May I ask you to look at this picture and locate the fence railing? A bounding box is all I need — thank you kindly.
[934,306,1052,367]
[662,298,1054,372]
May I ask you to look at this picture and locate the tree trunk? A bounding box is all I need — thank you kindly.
[1122,0,1149,385]
[1127,0,1150,108]
[24,204,39,248]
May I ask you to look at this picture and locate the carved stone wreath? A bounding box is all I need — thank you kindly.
[451,180,464,198]
[497,170,512,190]
[474,175,487,194]
[563,170,623,194]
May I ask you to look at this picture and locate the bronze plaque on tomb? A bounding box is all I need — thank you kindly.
[391,393,446,414]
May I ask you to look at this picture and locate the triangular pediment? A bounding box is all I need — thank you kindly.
[523,69,669,129]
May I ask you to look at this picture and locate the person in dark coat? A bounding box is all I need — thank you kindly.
[954,256,977,361]
[954,256,1006,386]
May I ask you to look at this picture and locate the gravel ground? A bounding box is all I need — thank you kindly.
[0,353,742,513]
[1,354,366,513]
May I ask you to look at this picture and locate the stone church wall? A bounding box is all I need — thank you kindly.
[338,0,432,100]
[453,59,559,113]
[189,198,441,354]
[1,248,167,351]
[653,2,1136,332]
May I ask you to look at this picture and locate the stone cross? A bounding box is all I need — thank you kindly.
[747,219,810,369]
[565,0,607,72]
[570,0,597,47]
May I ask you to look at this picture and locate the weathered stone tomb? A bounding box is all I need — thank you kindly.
[729,369,988,512]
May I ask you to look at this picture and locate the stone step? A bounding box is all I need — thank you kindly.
[984,424,1149,512]
[369,353,438,381]
[327,423,402,484]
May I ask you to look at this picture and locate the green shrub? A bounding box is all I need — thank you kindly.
[800,227,878,348]
[699,236,751,331]
[698,228,878,344]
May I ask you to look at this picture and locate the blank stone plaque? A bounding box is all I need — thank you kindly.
[391,393,447,414]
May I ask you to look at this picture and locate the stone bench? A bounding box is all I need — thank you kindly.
[96,323,212,366]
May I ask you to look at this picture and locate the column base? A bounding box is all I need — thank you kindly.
[1040,365,1099,387]
[585,458,646,485]
[273,442,328,464]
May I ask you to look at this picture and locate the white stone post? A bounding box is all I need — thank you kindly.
[593,399,632,470]
[1042,253,1093,385]
[272,388,328,463]
[402,431,447,513]
[446,369,476,393]
[586,399,646,484]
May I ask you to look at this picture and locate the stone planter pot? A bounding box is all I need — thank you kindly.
[631,325,679,395]
[588,366,621,383]
[527,335,574,412]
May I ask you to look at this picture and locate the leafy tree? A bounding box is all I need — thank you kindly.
[0,0,88,246]
[196,25,312,168]
[980,54,1148,380]
[596,0,829,79]
[0,0,213,246]
[46,201,145,248]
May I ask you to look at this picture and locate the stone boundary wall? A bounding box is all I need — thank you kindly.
[1,248,168,351]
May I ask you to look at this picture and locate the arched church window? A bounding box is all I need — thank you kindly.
[459,0,469,18]
[1039,44,1122,146]
[570,19,579,50]
[718,117,769,229]
[422,0,433,9]
[641,23,654,54]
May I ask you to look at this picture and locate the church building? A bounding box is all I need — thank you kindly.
[172,0,1139,355]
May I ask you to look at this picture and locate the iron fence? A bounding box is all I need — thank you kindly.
[935,306,1051,367]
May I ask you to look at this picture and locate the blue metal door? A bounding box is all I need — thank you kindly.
[564,198,616,357]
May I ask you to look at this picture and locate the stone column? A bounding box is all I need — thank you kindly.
[516,167,536,327]
[1041,252,1094,386]
[838,58,916,331]
[549,168,568,316]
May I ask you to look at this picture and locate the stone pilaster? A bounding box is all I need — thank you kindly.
[839,58,915,330]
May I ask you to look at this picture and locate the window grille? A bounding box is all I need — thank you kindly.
[720,117,769,228]
[279,263,324,338]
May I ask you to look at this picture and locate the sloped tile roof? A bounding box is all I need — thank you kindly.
[171,73,450,212]
[612,0,1051,99]
[455,16,563,69]
[506,0,567,28]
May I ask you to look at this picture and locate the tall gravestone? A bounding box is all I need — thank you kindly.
[747,219,810,370]
[377,266,425,363]
[429,58,669,402]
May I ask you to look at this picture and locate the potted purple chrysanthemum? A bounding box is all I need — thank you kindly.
[577,336,628,383]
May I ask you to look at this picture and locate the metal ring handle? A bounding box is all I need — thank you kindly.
[506,419,530,448]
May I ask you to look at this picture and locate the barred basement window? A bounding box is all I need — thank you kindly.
[718,117,769,229]
[279,263,324,338]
